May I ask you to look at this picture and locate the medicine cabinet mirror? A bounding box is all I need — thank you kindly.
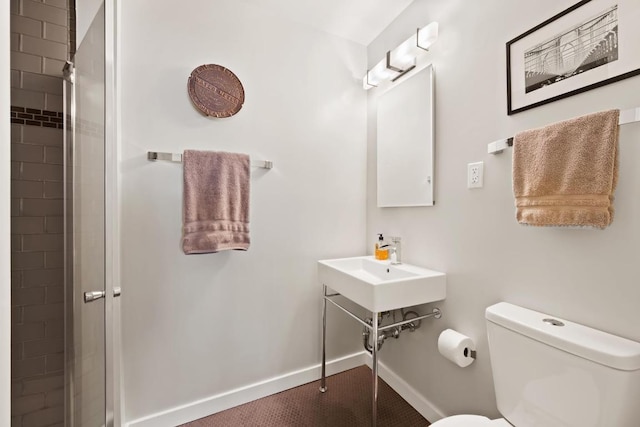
[377,65,434,207]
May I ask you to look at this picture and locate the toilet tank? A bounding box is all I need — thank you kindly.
[485,302,640,427]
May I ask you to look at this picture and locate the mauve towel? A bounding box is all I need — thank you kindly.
[183,150,250,254]
[512,109,619,229]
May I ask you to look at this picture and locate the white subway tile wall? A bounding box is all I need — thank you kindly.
[44,0,68,10]
[10,123,65,427]
[11,0,70,79]
[11,88,45,111]
[21,73,63,96]
[44,93,63,112]
[11,70,20,87]
[43,22,67,44]
[21,34,67,62]
[10,0,70,426]
[11,52,41,75]
[42,58,65,77]
[21,1,67,27]
[10,32,20,53]
[11,15,42,38]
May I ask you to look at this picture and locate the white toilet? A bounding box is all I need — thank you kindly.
[432,302,640,427]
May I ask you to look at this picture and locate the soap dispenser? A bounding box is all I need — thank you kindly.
[375,234,389,260]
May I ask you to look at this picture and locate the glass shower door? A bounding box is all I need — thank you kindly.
[64,4,107,426]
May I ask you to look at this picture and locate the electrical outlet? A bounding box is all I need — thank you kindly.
[467,161,484,189]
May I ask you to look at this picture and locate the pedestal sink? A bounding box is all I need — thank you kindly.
[318,256,446,312]
[317,256,446,427]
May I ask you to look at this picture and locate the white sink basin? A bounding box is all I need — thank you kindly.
[318,256,446,312]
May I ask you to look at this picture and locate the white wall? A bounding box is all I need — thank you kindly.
[367,0,640,419]
[1,0,11,422]
[119,0,367,422]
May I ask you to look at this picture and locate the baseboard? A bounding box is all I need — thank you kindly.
[125,351,367,427]
[127,351,445,427]
[363,354,445,423]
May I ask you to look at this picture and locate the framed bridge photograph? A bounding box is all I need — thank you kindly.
[506,0,640,115]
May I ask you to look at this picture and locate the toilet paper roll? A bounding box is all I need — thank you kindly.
[438,329,476,368]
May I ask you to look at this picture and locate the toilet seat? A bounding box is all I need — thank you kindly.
[430,414,512,427]
[430,415,491,426]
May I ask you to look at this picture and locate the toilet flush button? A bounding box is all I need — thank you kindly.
[543,318,565,327]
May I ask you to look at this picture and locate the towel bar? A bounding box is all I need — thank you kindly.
[487,107,640,154]
[147,151,273,169]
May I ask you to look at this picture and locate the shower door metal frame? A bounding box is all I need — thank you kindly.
[104,0,120,425]
[63,0,120,424]
[62,59,76,427]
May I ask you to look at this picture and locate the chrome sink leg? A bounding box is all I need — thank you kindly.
[372,311,378,427]
[320,284,328,393]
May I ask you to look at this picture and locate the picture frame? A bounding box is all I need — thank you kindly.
[506,0,640,115]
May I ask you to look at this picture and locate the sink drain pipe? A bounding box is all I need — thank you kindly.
[363,308,442,353]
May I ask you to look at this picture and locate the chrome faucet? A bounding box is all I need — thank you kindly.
[385,236,402,265]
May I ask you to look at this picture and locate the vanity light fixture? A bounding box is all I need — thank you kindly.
[362,22,438,90]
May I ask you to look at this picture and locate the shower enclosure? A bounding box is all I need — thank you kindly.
[63,2,118,426]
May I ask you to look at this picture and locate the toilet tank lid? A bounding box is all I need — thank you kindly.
[486,302,640,371]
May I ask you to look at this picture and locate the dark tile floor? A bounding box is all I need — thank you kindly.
[181,365,429,426]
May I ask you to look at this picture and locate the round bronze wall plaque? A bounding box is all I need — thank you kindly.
[187,64,245,118]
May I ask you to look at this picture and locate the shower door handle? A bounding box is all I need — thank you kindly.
[84,290,106,303]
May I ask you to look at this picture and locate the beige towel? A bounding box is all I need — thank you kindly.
[183,150,250,254]
[513,109,619,229]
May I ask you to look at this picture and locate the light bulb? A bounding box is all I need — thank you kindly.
[388,22,438,72]
[417,22,439,50]
[368,58,400,85]
[361,22,438,90]
[362,74,376,90]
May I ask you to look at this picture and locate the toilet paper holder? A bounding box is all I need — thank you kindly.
[438,328,477,367]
